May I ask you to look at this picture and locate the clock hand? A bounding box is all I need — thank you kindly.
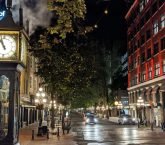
[0,38,6,50]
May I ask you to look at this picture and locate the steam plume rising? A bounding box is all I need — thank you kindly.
[12,0,52,35]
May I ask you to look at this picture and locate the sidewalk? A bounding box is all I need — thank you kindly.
[19,123,77,145]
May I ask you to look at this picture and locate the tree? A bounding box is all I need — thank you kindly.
[29,26,99,107]
[47,0,86,39]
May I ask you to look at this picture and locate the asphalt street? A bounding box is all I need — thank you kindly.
[71,112,165,145]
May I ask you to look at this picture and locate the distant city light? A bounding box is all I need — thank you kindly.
[104,9,108,14]
[94,24,98,28]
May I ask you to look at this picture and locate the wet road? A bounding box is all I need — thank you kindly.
[71,112,165,145]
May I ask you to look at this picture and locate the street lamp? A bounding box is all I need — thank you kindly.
[35,87,47,127]
[49,100,56,130]
[117,101,123,109]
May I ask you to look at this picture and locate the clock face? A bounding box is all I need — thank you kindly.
[0,35,16,58]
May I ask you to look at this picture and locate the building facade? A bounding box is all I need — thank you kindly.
[126,0,165,126]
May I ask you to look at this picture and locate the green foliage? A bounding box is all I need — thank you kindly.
[47,0,86,39]
[29,27,101,107]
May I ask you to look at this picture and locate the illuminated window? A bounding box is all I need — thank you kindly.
[155,63,160,76]
[142,72,146,82]
[135,75,138,85]
[163,60,165,73]
[134,58,138,68]
[140,0,145,12]
[145,0,149,4]
[148,67,152,79]
[153,21,159,34]
[160,14,165,29]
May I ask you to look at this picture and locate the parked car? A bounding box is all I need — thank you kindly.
[118,114,136,125]
[85,113,98,124]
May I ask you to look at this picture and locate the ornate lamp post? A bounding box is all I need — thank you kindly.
[49,100,56,130]
[35,87,47,127]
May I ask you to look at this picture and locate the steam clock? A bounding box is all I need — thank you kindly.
[0,0,28,145]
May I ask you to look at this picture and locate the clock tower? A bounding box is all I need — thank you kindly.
[0,0,27,145]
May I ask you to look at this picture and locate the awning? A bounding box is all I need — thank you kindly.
[21,104,36,108]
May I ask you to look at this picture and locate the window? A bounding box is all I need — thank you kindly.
[137,39,140,48]
[142,71,146,82]
[140,0,145,12]
[145,11,150,22]
[141,52,145,63]
[147,48,151,59]
[159,0,164,7]
[148,67,152,79]
[134,58,138,68]
[141,35,145,45]
[135,75,138,85]
[146,29,151,40]
[140,18,145,28]
[153,43,159,55]
[152,2,158,15]
[160,14,165,29]
[155,63,160,76]
[138,56,140,64]
[161,37,165,50]
[139,73,141,82]
[145,0,149,4]
[153,21,159,34]
[163,60,165,73]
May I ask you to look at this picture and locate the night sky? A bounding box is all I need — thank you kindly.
[85,0,132,40]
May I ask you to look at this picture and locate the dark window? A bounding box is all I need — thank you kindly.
[139,73,141,82]
[161,37,165,50]
[137,39,140,48]
[138,56,140,64]
[146,29,151,40]
[141,35,145,45]
[140,18,145,28]
[145,10,150,22]
[152,2,158,15]
[137,24,140,32]
[153,43,159,55]
[134,41,138,51]
[159,0,164,7]
[147,48,151,59]
[141,52,145,63]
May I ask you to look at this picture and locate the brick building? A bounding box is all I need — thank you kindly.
[125,0,165,126]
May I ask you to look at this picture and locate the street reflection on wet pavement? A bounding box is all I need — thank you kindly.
[71,112,165,145]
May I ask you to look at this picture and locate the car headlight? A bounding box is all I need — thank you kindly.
[132,118,136,121]
[86,118,89,123]
[123,117,127,121]
[94,118,98,122]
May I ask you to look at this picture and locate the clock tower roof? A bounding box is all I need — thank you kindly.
[0,9,21,31]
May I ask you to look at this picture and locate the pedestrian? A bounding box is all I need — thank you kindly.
[161,122,165,131]
[42,120,48,135]
[47,114,50,127]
